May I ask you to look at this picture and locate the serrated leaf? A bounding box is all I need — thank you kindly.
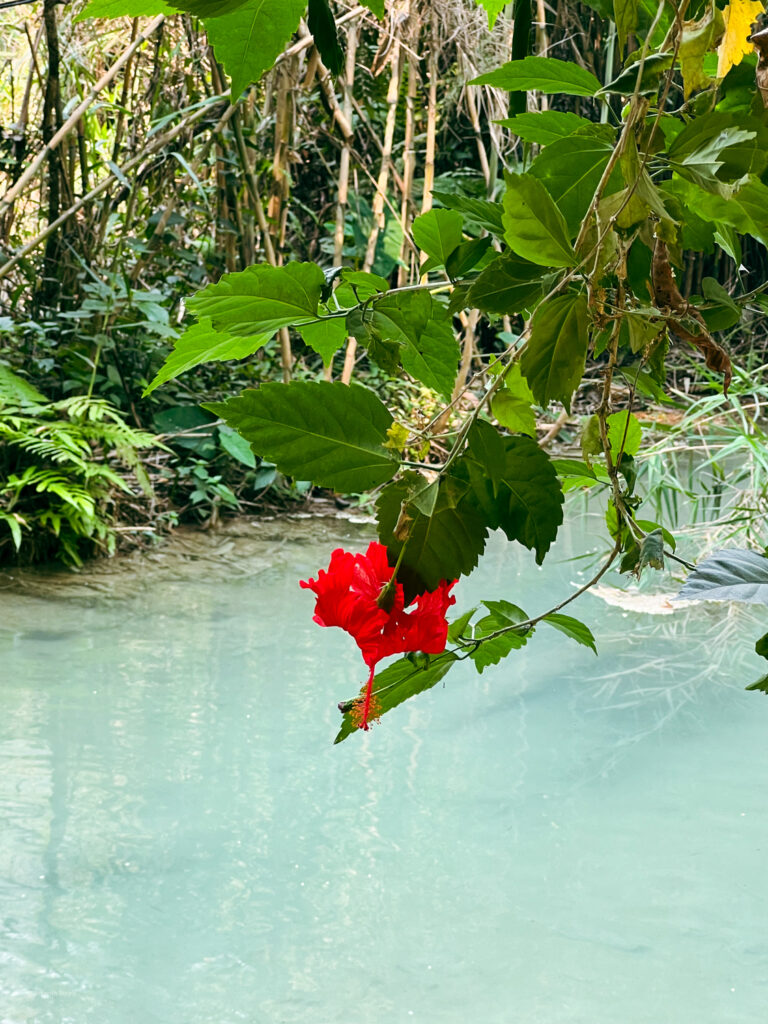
[334,652,458,743]
[354,292,460,398]
[676,548,768,604]
[716,0,765,78]
[430,191,505,236]
[521,292,589,412]
[307,0,344,75]
[471,56,602,96]
[471,599,531,673]
[299,316,347,365]
[445,236,494,279]
[412,209,464,267]
[461,420,564,564]
[746,674,768,694]
[376,471,489,602]
[466,251,545,314]
[144,318,268,395]
[492,364,537,436]
[188,261,325,336]
[496,110,596,145]
[503,174,577,267]
[447,607,476,644]
[543,612,597,653]
[204,381,397,492]
[529,131,622,236]
[206,0,306,97]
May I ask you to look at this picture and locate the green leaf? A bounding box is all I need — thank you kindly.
[172,0,248,14]
[351,292,460,398]
[502,173,577,267]
[307,0,344,74]
[491,364,537,436]
[334,652,458,743]
[206,0,307,97]
[359,0,384,15]
[521,292,589,412]
[474,0,507,27]
[430,191,505,236]
[412,209,464,267]
[0,512,24,551]
[144,318,268,395]
[447,607,476,644]
[606,410,642,460]
[76,0,171,16]
[334,269,389,306]
[298,316,347,365]
[614,0,638,52]
[218,424,256,468]
[471,599,531,673]
[376,471,489,601]
[445,236,494,279]
[496,110,597,145]
[542,612,597,653]
[746,674,768,694]
[204,381,398,492]
[461,420,564,564]
[187,262,324,337]
[0,365,47,406]
[471,56,602,96]
[529,131,622,236]
[466,251,545,314]
[600,52,674,96]
[676,549,768,605]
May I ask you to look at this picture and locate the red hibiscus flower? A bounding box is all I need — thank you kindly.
[300,541,456,730]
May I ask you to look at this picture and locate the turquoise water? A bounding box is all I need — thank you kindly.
[1,519,767,1023]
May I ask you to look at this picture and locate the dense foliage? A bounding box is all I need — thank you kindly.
[3,0,768,732]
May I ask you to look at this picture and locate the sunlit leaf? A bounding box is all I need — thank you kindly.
[716,0,765,78]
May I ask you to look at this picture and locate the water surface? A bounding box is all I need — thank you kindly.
[1,517,767,1023]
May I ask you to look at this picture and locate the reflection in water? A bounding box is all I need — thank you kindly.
[1,519,767,1023]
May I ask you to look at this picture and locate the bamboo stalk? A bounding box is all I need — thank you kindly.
[326,19,359,381]
[341,39,402,384]
[0,14,165,216]
[420,6,438,216]
[397,0,419,287]
[0,96,225,282]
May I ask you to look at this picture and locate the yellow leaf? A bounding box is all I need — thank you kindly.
[716,0,765,78]
[384,421,410,452]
